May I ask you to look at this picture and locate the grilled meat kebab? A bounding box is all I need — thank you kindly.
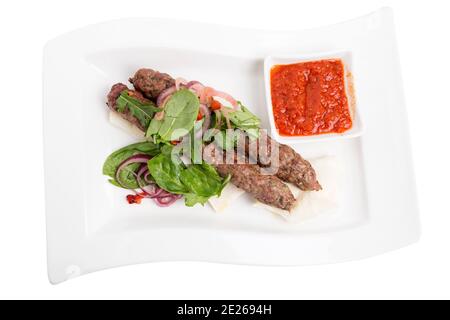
[203,143,296,211]
[244,130,322,191]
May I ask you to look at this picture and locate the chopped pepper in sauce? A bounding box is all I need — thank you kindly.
[270,59,352,136]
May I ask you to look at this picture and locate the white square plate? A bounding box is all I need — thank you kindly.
[44,8,420,284]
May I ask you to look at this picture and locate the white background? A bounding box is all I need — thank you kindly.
[0,0,448,300]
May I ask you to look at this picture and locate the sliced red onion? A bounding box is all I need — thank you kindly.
[200,86,214,104]
[155,190,177,198]
[117,154,181,207]
[186,80,202,88]
[175,77,187,90]
[144,171,153,184]
[155,194,183,207]
[187,81,238,109]
[115,154,152,188]
[143,185,159,196]
[151,189,165,198]
[189,83,205,98]
[199,103,211,132]
[139,188,165,199]
[156,85,177,107]
[136,164,173,199]
[136,164,148,182]
[212,90,238,109]
[136,165,159,196]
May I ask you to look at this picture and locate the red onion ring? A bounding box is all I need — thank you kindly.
[115,154,152,188]
[186,80,202,88]
[144,171,153,184]
[200,86,214,104]
[156,85,177,107]
[199,103,211,133]
[142,184,161,197]
[188,83,205,97]
[154,190,177,198]
[136,164,176,199]
[187,81,238,110]
[136,164,148,183]
[151,189,165,198]
[136,165,159,196]
[118,154,182,206]
[212,90,238,109]
[155,194,183,207]
[175,77,187,90]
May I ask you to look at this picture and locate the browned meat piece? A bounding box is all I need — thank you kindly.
[106,83,153,131]
[204,144,295,211]
[276,144,321,191]
[107,83,128,108]
[129,68,175,99]
[244,130,322,191]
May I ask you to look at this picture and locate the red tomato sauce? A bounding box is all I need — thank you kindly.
[270,59,352,136]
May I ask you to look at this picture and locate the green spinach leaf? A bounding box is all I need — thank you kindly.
[146,117,162,137]
[184,194,210,206]
[147,153,230,207]
[228,103,261,138]
[147,153,188,194]
[146,89,200,141]
[179,164,223,197]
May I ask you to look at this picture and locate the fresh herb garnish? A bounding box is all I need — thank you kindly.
[228,103,261,138]
[147,152,230,207]
[146,89,200,141]
[116,91,160,129]
[147,153,188,195]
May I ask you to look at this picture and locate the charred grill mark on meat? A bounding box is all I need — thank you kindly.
[203,144,295,211]
[129,68,175,100]
[245,131,322,191]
